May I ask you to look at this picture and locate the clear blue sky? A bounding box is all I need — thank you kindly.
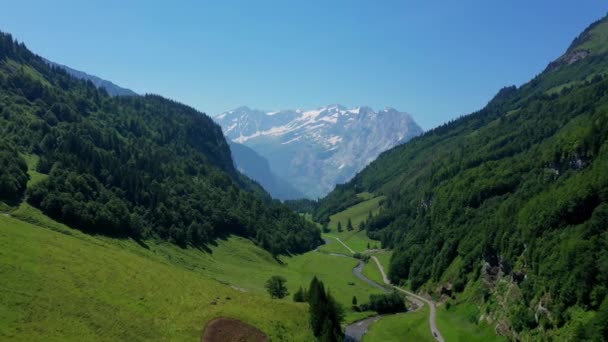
[1,1,606,129]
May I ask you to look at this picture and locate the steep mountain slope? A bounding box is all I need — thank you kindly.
[229,141,305,200]
[0,31,321,255]
[43,58,137,96]
[216,105,422,198]
[317,15,608,339]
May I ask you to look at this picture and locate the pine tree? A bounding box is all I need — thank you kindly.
[352,296,357,306]
[308,277,344,340]
[322,221,330,233]
[308,276,326,337]
[337,222,343,232]
[347,218,353,231]
[293,286,306,302]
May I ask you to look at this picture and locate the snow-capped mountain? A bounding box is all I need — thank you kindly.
[216,105,423,198]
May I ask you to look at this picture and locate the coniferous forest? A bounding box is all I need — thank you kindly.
[0,32,322,255]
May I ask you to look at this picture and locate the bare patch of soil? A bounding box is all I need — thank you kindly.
[202,317,268,342]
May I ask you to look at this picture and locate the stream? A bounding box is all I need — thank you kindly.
[343,261,389,342]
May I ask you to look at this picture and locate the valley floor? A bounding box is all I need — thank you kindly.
[1,200,509,341]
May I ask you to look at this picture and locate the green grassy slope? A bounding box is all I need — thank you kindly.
[328,195,384,231]
[362,251,392,285]
[0,213,313,341]
[0,202,386,340]
[363,307,433,342]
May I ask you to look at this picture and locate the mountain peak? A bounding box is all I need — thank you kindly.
[216,105,422,198]
[547,14,608,71]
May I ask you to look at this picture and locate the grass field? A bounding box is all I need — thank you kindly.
[435,304,507,342]
[22,154,47,188]
[328,195,385,232]
[362,250,392,285]
[1,202,384,341]
[363,306,434,342]
[0,213,313,341]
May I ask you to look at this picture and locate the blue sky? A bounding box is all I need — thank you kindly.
[1,1,606,129]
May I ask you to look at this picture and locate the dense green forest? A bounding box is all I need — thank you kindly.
[317,16,608,338]
[0,31,321,255]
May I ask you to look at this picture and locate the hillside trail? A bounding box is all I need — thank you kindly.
[331,236,356,254]
[371,256,445,342]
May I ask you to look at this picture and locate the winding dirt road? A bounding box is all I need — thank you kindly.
[371,256,444,342]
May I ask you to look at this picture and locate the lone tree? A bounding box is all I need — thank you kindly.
[337,222,343,232]
[347,218,354,231]
[265,275,289,299]
[352,296,358,306]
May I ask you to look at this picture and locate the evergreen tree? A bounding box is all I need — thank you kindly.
[307,276,344,341]
[337,222,343,232]
[293,286,306,302]
[322,221,330,233]
[352,296,357,306]
[308,276,325,336]
[347,218,353,231]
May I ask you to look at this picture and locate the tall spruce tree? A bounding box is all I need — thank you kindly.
[307,276,344,341]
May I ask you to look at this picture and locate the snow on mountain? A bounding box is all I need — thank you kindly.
[216,105,423,198]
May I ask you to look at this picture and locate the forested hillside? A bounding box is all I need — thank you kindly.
[0,31,321,255]
[317,16,608,339]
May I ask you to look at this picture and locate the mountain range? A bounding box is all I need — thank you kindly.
[43,58,137,96]
[216,105,422,198]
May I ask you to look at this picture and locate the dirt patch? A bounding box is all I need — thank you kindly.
[202,317,268,342]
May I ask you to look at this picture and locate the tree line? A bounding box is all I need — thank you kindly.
[0,30,322,255]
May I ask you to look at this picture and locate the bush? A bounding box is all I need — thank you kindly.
[360,291,407,314]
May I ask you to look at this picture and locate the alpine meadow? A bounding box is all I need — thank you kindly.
[1,3,608,342]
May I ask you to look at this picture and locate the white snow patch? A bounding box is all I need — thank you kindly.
[320,114,338,124]
[226,122,238,133]
[327,136,342,145]
[299,108,324,122]
[281,136,302,144]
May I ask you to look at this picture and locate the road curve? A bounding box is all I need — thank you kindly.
[371,256,445,342]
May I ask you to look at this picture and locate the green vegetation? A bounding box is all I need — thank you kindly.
[0,214,314,341]
[0,30,321,255]
[308,276,344,341]
[265,275,289,299]
[363,307,433,342]
[317,15,608,338]
[363,251,392,285]
[436,303,506,342]
[293,286,307,303]
[328,195,384,232]
[0,143,28,203]
[360,292,406,314]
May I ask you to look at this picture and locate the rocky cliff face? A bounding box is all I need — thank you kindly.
[216,105,422,198]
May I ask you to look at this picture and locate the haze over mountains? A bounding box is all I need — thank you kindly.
[216,105,422,198]
[43,58,137,97]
